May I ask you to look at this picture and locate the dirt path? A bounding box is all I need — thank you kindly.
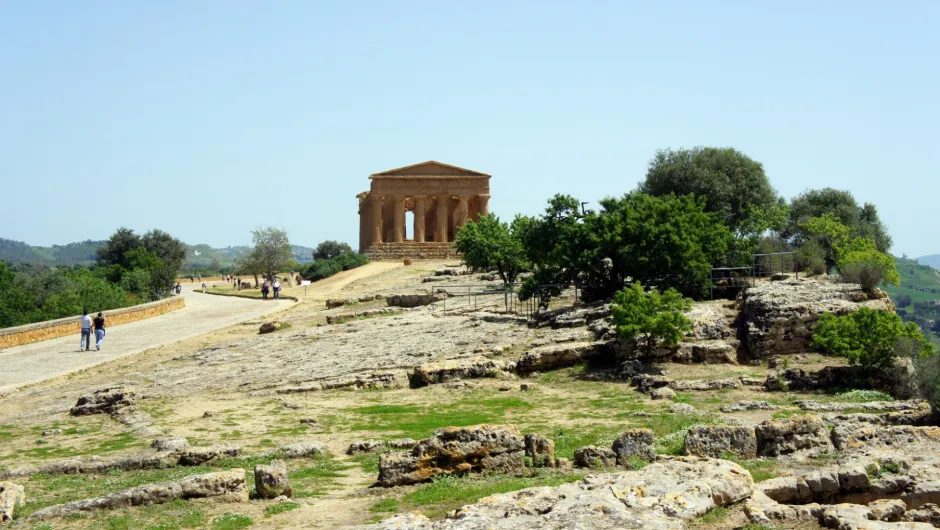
[0,282,294,394]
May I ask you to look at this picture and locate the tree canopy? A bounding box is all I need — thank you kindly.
[313,240,353,261]
[611,282,692,355]
[813,307,932,373]
[785,188,891,252]
[454,214,527,284]
[248,227,293,282]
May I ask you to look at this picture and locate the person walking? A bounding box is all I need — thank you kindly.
[93,312,106,351]
[261,281,270,300]
[190,275,195,284]
[175,282,182,295]
[79,310,93,352]
[273,279,281,300]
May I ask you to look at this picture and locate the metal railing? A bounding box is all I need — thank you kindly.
[431,282,580,320]
[752,252,798,279]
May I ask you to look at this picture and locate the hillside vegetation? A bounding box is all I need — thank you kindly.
[0,238,315,271]
[887,256,940,346]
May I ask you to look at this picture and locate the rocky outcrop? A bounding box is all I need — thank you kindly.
[0,482,25,523]
[720,401,780,413]
[326,298,347,309]
[795,399,927,413]
[524,434,555,468]
[611,429,654,463]
[410,358,508,386]
[254,461,292,499]
[684,426,757,458]
[377,425,524,487]
[277,441,325,459]
[151,438,190,452]
[573,446,617,469]
[754,416,833,457]
[28,470,248,520]
[326,309,398,325]
[352,458,754,529]
[738,278,894,358]
[831,424,940,452]
[669,378,741,391]
[259,321,280,334]
[177,445,240,466]
[69,386,136,416]
[515,342,607,374]
[386,294,441,308]
[346,439,417,456]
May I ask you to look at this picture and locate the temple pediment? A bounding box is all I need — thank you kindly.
[371,160,490,178]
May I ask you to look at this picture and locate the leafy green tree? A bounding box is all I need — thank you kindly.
[801,213,851,270]
[611,282,692,355]
[0,261,39,327]
[895,294,912,309]
[576,193,731,300]
[455,214,527,284]
[786,188,892,252]
[313,240,353,261]
[640,147,784,264]
[248,227,292,284]
[140,229,187,272]
[96,228,141,269]
[812,307,933,373]
[516,195,585,303]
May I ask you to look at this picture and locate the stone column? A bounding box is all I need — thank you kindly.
[456,196,470,229]
[392,197,405,243]
[371,196,383,245]
[478,194,490,217]
[436,197,449,242]
[414,196,426,243]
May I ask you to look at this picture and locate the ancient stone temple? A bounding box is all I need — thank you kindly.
[357,161,491,259]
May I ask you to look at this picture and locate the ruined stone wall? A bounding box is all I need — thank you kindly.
[0,297,185,349]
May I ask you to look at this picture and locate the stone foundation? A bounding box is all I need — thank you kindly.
[366,242,460,261]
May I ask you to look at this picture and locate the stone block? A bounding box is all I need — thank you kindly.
[684,426,757,459]
[254,460,292,499]
[611,429,655,463]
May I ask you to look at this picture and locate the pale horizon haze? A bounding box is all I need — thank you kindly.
[1,1,937,257]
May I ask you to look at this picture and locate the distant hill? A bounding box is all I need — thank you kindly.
[918,255,940,269]
[885,255,940,348]
[0,238,315,270]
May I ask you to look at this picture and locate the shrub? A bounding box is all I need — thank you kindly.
[454,214,527,284]
[611,282,692,355]
[797,240,827,275]
[812,307,933,374]
[301,252,369,282]
[837,237,901,293]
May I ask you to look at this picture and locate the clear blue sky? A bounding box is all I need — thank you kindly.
[1,1,937,257]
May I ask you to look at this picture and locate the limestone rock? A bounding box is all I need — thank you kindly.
[326,298,347,309]
[254,460,292,499]
[350,458,754,529]
[410,358,507,386]
[755,415,832,457]
[151,438,189,452]
[515,342,606,374]
[905,503,940,525]
[377,425,524,487]
[671,340,738,364]
[28,470,247,520]
[669,403,698,415]
[649,387,676,400]
[720,400,779,413]
[385,294,441,308]
[739,279,894,358]
[669,378,741,391]
[177,445,240,466]
[259,322,280,334]
[869,499,906,522]
[611,429,654,463]
[524,434,555,468]
[69,386,136,416]
[684,426,757,459]
[277,441,325,459]
[0,482,25,523]
[573,446,616,469]
[346,439,416,456]
[831,424,940,452]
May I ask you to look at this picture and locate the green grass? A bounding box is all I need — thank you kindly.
[835,389,894,402]
[723,456,780,482]
[211,512,254,530]
[350,452,381,474]
[347,395,534,439]
[264,501,300,516]
[289,458,350,497]
[369,498,400,513]
[698,506,730,524]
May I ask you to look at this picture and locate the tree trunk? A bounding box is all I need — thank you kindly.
[253,274,259,287]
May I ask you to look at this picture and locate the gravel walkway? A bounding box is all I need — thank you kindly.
[0,283,293,393]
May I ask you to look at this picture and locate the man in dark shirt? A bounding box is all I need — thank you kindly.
[93,312,106,351]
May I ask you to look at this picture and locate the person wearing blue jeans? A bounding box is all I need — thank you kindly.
[93,312,106,351]
[79,310,93,352]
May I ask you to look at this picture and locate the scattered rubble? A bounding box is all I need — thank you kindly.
[720,400,780,413]
[69,386,136,417]
[346,439,417,456]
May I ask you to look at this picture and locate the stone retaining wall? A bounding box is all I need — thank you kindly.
[0,297,185,349]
